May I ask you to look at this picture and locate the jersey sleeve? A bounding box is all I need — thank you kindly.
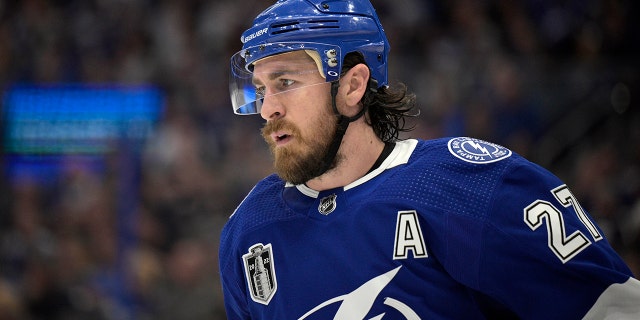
[218,174,287,320]
[447,160,639,319]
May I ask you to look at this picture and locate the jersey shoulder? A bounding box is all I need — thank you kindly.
[220,174,288,262]
[228,173,289,230]
[412,136,522,168]
[388,137,528,219]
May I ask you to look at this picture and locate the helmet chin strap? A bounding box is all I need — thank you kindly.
[316,81,368,178]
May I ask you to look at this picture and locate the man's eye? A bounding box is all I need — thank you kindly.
[280,79,295,87]
[255,87,265,98]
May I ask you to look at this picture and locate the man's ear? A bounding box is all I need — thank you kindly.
[341,63,370,109]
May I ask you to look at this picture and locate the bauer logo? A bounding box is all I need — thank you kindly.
[243,243,278,305]
[448,137,512,164]
[242,27,269,43]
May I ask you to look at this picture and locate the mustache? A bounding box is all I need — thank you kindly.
[261,119,300,137]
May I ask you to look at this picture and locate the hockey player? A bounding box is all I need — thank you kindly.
[220,0,640,318]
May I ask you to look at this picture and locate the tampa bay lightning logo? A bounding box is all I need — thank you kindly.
[298,266,420,320]
[447,137,512,164]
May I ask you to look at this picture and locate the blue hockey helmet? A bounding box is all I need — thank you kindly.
[230,0,390,114]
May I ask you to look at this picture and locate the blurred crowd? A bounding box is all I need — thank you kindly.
[0,0,638,319]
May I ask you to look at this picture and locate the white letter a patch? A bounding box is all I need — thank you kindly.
[393,211,428,260]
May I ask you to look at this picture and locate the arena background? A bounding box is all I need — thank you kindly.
[0,0,638,319]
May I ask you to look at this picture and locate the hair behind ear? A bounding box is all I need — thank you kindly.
[342,52,418,142]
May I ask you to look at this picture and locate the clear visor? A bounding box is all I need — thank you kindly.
[229,43,341,115]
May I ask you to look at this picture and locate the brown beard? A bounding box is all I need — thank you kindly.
[261,113,339,185]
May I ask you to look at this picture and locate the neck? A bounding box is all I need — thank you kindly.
[305,122,385,191]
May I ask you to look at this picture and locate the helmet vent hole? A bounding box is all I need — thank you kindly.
[272,21,299,28]
[271,21,300,35]
[308,19,338,24]
[308,19,340,30]
[272,28,301,35]
[309,25,339,30]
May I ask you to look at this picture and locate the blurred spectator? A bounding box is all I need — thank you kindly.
[0,278,25,320]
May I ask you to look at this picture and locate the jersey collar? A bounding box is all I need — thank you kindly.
[288,139,419,198]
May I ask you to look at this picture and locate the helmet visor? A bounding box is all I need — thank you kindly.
[229,42,342,115]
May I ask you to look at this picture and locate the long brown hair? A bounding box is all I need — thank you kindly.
[342,52,418,142]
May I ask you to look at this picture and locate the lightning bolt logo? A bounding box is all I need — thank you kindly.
[466,140,491,157]
[298,266,420,320]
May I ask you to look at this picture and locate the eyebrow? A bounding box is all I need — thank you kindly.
[252,70,287,86]
[252,68,317,86]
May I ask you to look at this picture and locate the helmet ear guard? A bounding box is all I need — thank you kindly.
[230,0,390,115]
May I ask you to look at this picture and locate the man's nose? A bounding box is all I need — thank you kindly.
[260,93,285,120]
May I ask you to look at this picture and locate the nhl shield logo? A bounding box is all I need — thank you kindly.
[318,194,337,215]
[243,243,278,305]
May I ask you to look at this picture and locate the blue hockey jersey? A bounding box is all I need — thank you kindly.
[219,137,640,319]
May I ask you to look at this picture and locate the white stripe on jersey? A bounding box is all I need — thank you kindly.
[582,277,640,319]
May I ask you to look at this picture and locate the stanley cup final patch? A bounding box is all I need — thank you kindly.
[243,243,278,305]
[447,137,512,164]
